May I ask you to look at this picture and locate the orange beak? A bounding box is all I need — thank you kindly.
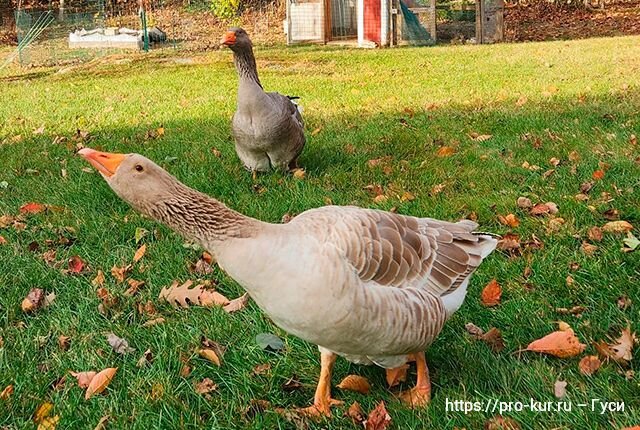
[221,31,236,46]
[78,148,125,177]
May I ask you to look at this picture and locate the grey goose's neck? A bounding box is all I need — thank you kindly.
[233,47,262,88]
[148,182,260,246]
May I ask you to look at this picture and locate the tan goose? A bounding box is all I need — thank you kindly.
[78,148,497,416]
[221,27,305,174]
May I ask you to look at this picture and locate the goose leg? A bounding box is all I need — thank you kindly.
[299,351,343,417]
[398,352,431,408]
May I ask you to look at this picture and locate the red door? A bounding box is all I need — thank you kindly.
[363,0,380,43]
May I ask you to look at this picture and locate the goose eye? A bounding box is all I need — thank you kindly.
[135,165,144,172]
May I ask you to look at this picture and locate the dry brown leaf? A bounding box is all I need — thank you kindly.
[195,378,217,395]
[199,289,230,307]
[515,95,527,107]
[588,226,603,242]
[581,242,598,255]
[251,363,271,376]
[292,168,306,179]
[516,196,532,209]
[124,279,145,296]
[373,195,388,204]
[85,367,117,400]
[223,293,249,313]
[365,401,391,430]
[558,321,572,332]
[525,329,586,358]
[436,146,456,157]
[400,191,415,202]
[107,333,134,355]
[602,221,633,234]
[607,327,636,363]
[142,317,165,327]
[94,415,109,430]
[482,328,505,352]
[58,335,70,351]
[136,349,153,367]
[110,264,131,283]
[337,375,371,394]
[345,402,366,425]
[578,355,601,376]
[554,380,567,398]
[0,384,13,400]
[469,132,493,142]
[497,233,521,253]
[67,255,85,274]
[133,244,146,263]
[91,270,105,287]
[70,371,97,389]
[22,288,45,312]
[481,279,502,307]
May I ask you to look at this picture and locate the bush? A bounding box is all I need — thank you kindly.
[211,0,239,19]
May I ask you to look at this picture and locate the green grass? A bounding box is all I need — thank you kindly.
[1,36,639,429]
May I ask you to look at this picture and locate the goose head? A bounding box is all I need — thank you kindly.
[220,27,252,53]
[78,148,179,216]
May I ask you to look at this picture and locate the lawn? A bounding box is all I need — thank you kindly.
[1,35,639,429]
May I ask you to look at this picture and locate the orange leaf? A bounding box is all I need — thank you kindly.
[578,355,601,376]
[337,375,371,394]
[199,289,230,307]
[481,279,501,307]
[346,402,366,425]
[198,348,221,366]
[526,329,586,358]
[436,146,456,157]
[133,244,146,263]
[602,221,633,234]
[85,367,117,400]
[223,293,249,313]
[70,371,97,388]
[0,384,13,400]
[498,214,520,228]
[592,169,605,180]
[20,202,45,214]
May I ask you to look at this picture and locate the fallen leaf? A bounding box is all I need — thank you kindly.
[199,288,230,307]
[67,256,85,274]
[617,295,632,310]
[106,333,134,355]
[530,203,550,216]
[469,132,493,142]
[0,236,7,245]
[630,134,637,146]
[498,214,520,228]
[578,355,601,376]
[251,363,271,376]
[37,415,59,430]
[482,327,505,352]
[198,348,221,366]
[243,399,272,419]
[604,327,636,364]
[345,401,366,425]
[136,349,153,367]
[554,380,567,398]
[0,384,13,400]
[436,146,456,157]
[549,157,560,167]
[134,228,148,244]
[337,375,371,394]
[20,202,45,214]
[515,95,527,106]
[124,279,145,296]
[364,401,391,430]
[373,194,388,204]
[195,378,217,395]
[581,242,598,255]
[400,191,415,202]
[465,322,485,338]
[556,305,586,316]
[588,226,603,242]
[21,288,45,312]
[385,364,408,387]
[159,280,229,308]
[481,279,501,307]
[70,371,97,389]
[91,270,105,287]
[292,168,306,179]
[516,197,532,209]
[525,329,586,358]
[93,415,109,430]
[142,317,165,327]
[602,221,633,234]
[602,208,620,220]
[497,233,521,253]
[623,233,640,252]
[592,169,605,180]
[484,415,521,430]
[281,375,303,392]
[58,335,70,351]
[85,367,117,400]
[33,124,45,135]
[33,402,54,423]
[256,333,284,351]
[110,264,131,283]
[223,293,249,313]
[133,244,146,263]
[430,183,445,196]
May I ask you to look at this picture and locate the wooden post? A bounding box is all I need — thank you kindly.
[391,0,398,46]
[428,0,436,42]
[286,0,292,45]
[324,0,332,43]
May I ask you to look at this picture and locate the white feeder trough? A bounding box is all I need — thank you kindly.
[68,27,142,49]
